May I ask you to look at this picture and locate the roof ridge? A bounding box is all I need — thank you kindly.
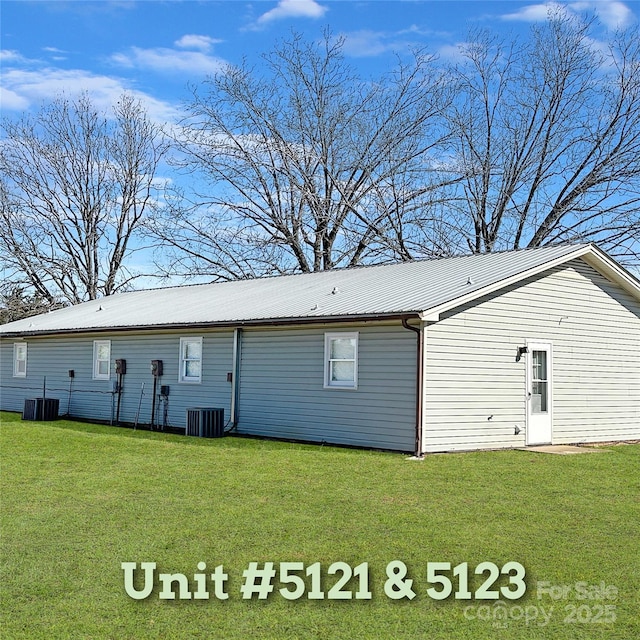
[126,242,590,296]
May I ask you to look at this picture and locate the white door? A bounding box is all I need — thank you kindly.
[526,342,552,445]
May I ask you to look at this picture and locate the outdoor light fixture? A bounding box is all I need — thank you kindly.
[516,346,529,362]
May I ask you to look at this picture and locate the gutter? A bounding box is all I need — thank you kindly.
[401,317,424,458]
[228,327,242,432]
[0,312,422,339]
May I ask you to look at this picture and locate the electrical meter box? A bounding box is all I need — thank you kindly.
[115,359,127,375]
[151,360,163,377]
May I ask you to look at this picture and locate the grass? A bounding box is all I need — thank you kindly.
[1,411,638,640]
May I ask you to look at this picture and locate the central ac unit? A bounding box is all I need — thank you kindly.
[22,397,60,421]
[186,407,225,438]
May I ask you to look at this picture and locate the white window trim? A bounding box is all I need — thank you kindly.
[324,332,359,390]
[93,340,111,380]
[179,337,203,384]
[13,342,27,378]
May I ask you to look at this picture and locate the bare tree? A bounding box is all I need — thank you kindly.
[0,285,66,324]
[441,13,640,264]
[0,93,168,304]
[150,32,453,280]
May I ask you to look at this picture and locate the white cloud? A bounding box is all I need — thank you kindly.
[339,27,449,58]
[437,42,470,62]
[111,46,226,76]
[43,47,68,62]
[174,34,222,52]
[340,30,392,57]
[502,2,564,22]
[1,38,222,124]
[501,1,635,27]
[571,1,634,28]
[257,0,328,25]
[0,86,30,111]
[0,68,178,123]
[1,49,29,64]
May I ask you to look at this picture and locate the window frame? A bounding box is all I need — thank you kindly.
[179,336,203,384]
[92,340,111,381]
[531,349,549,414]
[324,332,359,390]
[13,342,27,378]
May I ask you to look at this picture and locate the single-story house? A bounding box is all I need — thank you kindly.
[1,243,639,454]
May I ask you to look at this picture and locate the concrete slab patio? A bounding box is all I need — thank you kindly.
[518,445,609,455]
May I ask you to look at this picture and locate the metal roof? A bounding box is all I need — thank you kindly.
[1,243,636,337]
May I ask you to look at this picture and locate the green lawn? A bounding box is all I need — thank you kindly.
[1,411,638,639]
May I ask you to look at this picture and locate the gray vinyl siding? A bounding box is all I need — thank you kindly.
[236,324,416,451]
[1,323,417,452]
[0,330,234,427]
[423,259,640,452]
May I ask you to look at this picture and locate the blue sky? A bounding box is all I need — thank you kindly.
[2,0,637,124]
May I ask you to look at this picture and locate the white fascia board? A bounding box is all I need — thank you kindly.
[420,245,593,322]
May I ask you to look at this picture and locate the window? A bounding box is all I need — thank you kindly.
[93,340,111,380]
[13,343,27,377]
[531,350,548,413]
[324,332,358,389]
[180,337,202,383]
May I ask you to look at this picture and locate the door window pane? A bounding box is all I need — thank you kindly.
[532,381,548,413]
[532,350,547,381]
[531,350,548,413]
